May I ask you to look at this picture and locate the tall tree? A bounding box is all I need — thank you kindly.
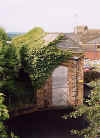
[0,27,8,41]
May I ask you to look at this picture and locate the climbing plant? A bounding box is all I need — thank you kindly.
[27,45,72,89]
[0,38,72,110]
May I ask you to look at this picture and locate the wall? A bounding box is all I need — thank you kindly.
[10,55,84,117]
[84,51,100,60]
[36,56,84,108]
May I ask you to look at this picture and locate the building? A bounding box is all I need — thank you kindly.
[10,33,84,117]
[36,33,84,108]
[66,25,100,67]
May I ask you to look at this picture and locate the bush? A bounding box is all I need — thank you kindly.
[84,71,100,83]
[63,80,100,138]
[0,93,19,138]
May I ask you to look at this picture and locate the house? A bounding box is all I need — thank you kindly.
[36,33,84,108]
[73,25,100,57]
[65,25,100,69]
[10,32,84,117]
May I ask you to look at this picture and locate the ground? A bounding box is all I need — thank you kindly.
[6,109,87,138]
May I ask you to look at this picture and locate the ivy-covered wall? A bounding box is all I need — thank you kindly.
[36,56,84,108]
[0,27,84,113]
[0,43,72,111]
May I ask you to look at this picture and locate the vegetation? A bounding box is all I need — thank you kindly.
[0,27,72,110]
[0,27,19,137]
[0,93,9,138]
[0,27,8,41]
[0,27,8,47]
[0,93,18,138]
[12,27,46,49]
[84,70,100,83]
[63,79,100,138]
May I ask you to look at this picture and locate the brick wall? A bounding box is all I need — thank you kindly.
[84,51,100,60]
[36,55,84,108]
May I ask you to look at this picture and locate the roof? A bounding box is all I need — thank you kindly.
[56,34,82,52]
[43,33,83,52]
[66,32,100,44]
[87,36,100,44]
[79,31,100,43]
[65,25,100,44]
[43,33,60,45]
[43,27,100,53]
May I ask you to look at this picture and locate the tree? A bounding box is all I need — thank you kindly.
[0,93,19,138]
[0,27,8,41]
[0,93,9,138]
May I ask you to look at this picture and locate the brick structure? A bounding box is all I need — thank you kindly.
[66,25,100,61]
[36,54,84,108]
[10,33,84,117]
[84,51,100,60]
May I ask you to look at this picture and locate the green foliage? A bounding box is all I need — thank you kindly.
[0,27,72,137]
[0,44,35,109]
[27,46,72,89]
[0,27,8,47]
[0,93,9,138]
[63,80,100,138]
[84,70,100,83]
[0,30,72,110]
[12,27,46,49]
[0,93,19,138]
[48,34,64,46]
[0,27,8,41]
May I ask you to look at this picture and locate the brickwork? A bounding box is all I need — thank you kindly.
[10,55,84,117]
[37,77,52,108]
[36,55,84,107]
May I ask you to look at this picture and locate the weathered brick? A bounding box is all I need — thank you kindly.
[36,54,84,107]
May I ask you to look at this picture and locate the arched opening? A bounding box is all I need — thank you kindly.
[52,66,69,106]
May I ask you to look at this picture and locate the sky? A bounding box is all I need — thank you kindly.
[0,0,100,33]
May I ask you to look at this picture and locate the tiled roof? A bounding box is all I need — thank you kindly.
[66,31,100,44]
[79,31,100,43]
[43,33,82,52]
[56,34,82,52]
[87,36,100,44]
[43,33,60,45]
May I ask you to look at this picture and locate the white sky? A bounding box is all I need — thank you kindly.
[0,0,100,32]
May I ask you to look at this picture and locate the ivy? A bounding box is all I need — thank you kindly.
[0,32,72,110]
[28,45,72,89]
[48,34,64,46]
